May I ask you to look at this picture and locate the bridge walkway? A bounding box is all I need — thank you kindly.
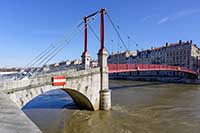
[0,91,41,133]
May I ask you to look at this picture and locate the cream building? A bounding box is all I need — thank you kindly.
[108,50,137,64]
[109,40,200,72]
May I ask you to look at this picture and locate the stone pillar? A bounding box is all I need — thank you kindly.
[98,49,109,90]
[98,8,111,110]
[100,89,111,110]
[81,16,91,69]
[82,51,90,69]
[98,49,111,110]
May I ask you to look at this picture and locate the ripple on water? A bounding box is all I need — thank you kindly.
[23,81,200,133]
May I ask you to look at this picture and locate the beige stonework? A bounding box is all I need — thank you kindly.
[1,67,108,111]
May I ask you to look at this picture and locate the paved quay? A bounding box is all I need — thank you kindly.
[0,91,41,133]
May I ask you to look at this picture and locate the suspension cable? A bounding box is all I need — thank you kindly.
[88,24,100,42]
[106,12,129,52]
[40,17,97,66]
[33,20,95,74]
[116,25,139,49]
[35,14,98,70]
[39,26,84,66]
[24,44,54,68]
[25,19,84,68]
[88,23,111,55]
[33,22,85,67]
[35,23,84,67]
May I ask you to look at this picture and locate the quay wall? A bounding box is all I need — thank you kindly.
[109,71,198,84]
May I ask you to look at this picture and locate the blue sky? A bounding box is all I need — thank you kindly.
[0,0,200,67]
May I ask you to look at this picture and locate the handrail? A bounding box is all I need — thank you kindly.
[108,64,197,75]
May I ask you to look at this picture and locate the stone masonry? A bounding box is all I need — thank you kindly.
[0,67,106,111]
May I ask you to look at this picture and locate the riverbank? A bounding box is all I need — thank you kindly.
[109,74,200,84]
[0,91,41,132]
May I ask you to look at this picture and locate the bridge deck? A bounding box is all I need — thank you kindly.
[0,91,41,133]
[108,64,197,75]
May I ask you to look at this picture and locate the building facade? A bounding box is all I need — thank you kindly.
[108,40,200,72]
[108,51,137,64]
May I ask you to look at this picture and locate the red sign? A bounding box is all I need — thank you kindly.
[52,76,66,86]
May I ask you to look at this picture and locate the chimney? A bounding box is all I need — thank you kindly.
[166,42,168,47]
[190,40,193,44]
[179,40,182,44]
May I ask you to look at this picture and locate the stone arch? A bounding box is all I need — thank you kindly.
[62,88,94,111]
[11,86,95,110]
[8,85,54,109]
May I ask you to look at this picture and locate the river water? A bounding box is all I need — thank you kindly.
[23,80,200,133]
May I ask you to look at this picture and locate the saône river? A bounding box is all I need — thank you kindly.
[23,80,200,133]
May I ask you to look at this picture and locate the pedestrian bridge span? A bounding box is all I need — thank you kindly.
[108,64,197,75]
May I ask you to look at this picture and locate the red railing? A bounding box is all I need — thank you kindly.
[108,64,197,75]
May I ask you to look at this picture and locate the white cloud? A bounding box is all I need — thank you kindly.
[157,17,169,24]
[158,8,200,24]
[141,16,152,22]
[171,9,200,20]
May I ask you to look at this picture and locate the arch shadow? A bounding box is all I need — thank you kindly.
[22,88,94,111]
[62,88,94,111]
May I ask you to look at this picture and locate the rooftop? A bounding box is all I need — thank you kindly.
[139,40,197,53]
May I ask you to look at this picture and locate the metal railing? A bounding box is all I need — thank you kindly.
[108,64,197,75]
